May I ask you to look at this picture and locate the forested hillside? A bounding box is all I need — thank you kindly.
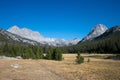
[60,26,120,54]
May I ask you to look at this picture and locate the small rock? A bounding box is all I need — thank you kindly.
[16,56,22,59]
[11,64,21,69]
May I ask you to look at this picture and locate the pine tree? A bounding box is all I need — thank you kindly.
[0,45,3,55]
[3,42,9,56]
[28,47,35,59]
[12,44,19,57]
[36,47,43,59]
[22,46,31,59]
[57,48,62,61]
[52,47,62,61]
[46,48,53,60]
[76,52,84,64]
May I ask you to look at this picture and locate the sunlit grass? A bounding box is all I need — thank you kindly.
[0,54,120,80]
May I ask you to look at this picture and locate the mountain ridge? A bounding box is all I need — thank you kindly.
[7,25,80,46]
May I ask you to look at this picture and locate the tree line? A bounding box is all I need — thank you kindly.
[60,33,120,54]
[0,42,62,61]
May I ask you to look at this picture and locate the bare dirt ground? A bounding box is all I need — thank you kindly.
[0,54,120,80]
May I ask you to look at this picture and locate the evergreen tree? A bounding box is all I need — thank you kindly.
[57,48,62,61]
[36,47,43,59]
[46,48,53,60]
[22,46,30,59]
[28,47,35,59]
[0,45,3,55]
[3,42,9,56]
[52,47,62,61]
[76,52,84,64]
[12,44,19,57]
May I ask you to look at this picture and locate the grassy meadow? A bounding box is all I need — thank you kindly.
[0,53,120,80]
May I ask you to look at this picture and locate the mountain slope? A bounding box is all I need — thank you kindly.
[81,24,108,42]
[75,25,120,53]
[7,26,80,46]
[94,25,120,40]
[0,28,41,46]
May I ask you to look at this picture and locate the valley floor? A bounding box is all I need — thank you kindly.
[0,54,120,80]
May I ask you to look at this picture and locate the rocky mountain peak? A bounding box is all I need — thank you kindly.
[82,24,108,42]
[8,25,20,31]
[93,24,108,31]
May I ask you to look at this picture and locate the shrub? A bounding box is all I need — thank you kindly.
[87,58,90,62]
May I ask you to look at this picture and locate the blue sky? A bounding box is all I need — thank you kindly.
[0,0,120,40]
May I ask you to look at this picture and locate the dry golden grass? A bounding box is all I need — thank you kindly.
[0,54,120,80]
[61,54,120,80]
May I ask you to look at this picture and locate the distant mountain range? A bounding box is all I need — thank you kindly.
[0,24,119,49]
[0,26,80,46]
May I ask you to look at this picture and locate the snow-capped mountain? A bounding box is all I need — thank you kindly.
[81,24,108,42]
[7,26,80,46]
